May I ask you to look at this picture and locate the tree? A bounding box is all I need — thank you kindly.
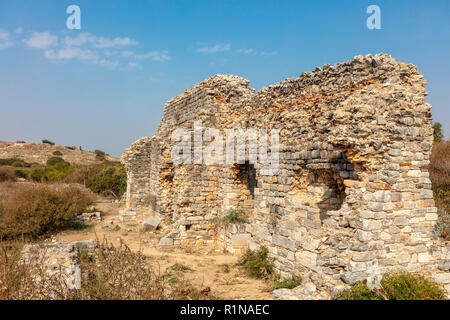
[433,122,444,142]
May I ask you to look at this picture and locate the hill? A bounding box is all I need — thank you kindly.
[0,140,118,165]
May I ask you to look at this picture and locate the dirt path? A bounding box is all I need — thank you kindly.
[54,201,272,300]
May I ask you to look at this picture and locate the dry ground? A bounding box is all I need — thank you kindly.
[53,201,272,300]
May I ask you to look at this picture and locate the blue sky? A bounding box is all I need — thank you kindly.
[0,0,449,157]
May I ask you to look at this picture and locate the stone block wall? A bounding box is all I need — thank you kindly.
[121,53,449,295]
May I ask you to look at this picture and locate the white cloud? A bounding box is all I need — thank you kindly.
[97,59,120,69]
[93,36,138,48]
[0,29,13,49]
[22,30,166,70]
[45,47,120,70]
[259,51,278,56]
[64,32,138,48]
[15,27,23,34]
[24,32,58,49]
[123,50,170,61]
[45,47,97,61]
[236,48,277,56]
[0,30,9,40]
[197,43,230,53]
[63,33,91,47]
[236,48,254,54]
[126,62,138,69]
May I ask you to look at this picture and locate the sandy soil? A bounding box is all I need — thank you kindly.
[54,201,272,300]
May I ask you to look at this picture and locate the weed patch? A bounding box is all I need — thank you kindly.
[334,271,447,300]
[237,247,274,279]
[210,208,248,225]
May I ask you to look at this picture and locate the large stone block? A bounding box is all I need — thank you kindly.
[231,233,251,246]
[295,251,317,268]
[142,217,161,230]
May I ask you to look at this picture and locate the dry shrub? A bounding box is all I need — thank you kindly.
[0,183,93,240]
[0,241,69,299]
[77,240,210,300]
[0,239,213,300]
[430,141,450,192]
[429,141,450,239]
[0,167,16,182]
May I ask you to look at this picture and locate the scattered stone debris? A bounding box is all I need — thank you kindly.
[272,281,324,300]
[104,220,114,227]
[158,237,174,246]
[142,216,162,231]
[72,211,101,223]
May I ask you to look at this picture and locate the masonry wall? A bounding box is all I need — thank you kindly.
[122,53,449,296]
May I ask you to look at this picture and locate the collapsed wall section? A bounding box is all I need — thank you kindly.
[122,53,449,296]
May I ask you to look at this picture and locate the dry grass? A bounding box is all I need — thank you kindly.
[0,182,94,240]
[0,239,213,300]
[0,167,17,182]
[0,241,69,299]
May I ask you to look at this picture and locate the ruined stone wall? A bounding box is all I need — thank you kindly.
[122,53,449,295]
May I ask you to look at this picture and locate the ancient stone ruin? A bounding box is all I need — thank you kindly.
[121,53,449,298]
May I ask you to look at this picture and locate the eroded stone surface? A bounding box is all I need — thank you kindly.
[21,240,96,295]
[121,53,449,298]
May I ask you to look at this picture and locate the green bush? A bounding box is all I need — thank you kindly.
[433,122,444,142]
[0,184,93,239]
[237,247,274,279]
[65,162,127,197]
[46,157,67,166]
[87,166,127,197]
[42,139,55,145]
[52,151,63,156]
[335,282,382,300]
[335,272,447,300]
[273,275,302,289]
[14,169,27,179]
[30,167,45,182]
[30,162,74,182]
[26,161,126,197]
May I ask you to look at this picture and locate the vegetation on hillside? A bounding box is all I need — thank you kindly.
[41,139,55,145]
[65,162,127,198]
[0,157,127,198]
